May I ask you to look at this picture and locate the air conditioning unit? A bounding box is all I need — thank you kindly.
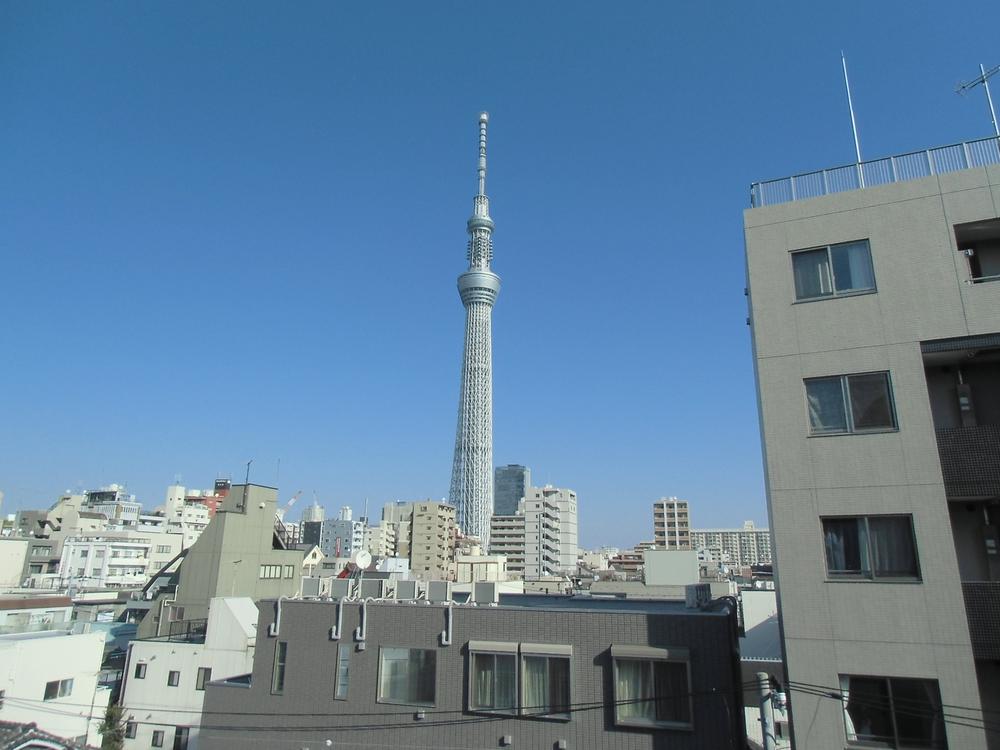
[685,583,712,609]
[301,577,322,598]
[426,580,452,603]
[472,581,499,605]
[329,579,351,600]
[360,579,387,599]
[395,580,419,600]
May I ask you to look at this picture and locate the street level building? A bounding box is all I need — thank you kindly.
[745,134,1000,748]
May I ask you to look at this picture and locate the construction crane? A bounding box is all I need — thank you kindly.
[276,490,302,521]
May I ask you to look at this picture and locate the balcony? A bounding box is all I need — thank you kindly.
[750,135,1000,207]
[935,425,1000,499]
[962,582,1000,660]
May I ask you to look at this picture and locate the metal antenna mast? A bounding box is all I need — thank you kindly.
[842,52,864,187]
[957,63,1000,137]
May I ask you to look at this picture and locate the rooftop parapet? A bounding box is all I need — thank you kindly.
[750,135,1000,207]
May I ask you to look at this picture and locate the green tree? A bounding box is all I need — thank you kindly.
[99,703,127,750]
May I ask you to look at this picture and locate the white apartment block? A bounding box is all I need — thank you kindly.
[0,625,110,745]
[746,137,1000,748]
[690,520,772,567]
[58,535,153,589]
[122,597,257,750]
[652,497,691,549]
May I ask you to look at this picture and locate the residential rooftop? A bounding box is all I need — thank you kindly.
[750,134,1000,207]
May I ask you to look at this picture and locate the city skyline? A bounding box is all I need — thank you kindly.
[1,2,998,548]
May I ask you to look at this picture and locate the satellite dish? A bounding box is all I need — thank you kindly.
[354,550,372,570]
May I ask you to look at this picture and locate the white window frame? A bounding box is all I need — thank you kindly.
[611,645,693,730]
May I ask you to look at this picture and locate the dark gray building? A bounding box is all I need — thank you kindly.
[200,593,744,750]
[494,464,530,516]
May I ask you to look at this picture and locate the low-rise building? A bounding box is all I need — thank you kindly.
[0,621,110,746]
[200,592,745,750]
[121,597,257,750]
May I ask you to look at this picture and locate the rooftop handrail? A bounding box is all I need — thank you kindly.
[750,135,1000,207]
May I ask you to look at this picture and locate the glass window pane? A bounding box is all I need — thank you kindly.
[869,517,919,578]
[616,659,652,720]
[823,518,867,575]
[842,676,894,744]
[793,249,833,299]
[654,661,690,723]
[548,657,570,716]
[848,373,895,431]
[336,645,350,700]
[472,653,494,709]
[413,649,436,704]
[379,647,409,703]
[494,654,516,710]
[890,679,946,748]
[831,241,876,293]
[806,377,848,434]
[523,656,547,713]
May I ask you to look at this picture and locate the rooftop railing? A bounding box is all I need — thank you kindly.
[750,135,1000,208]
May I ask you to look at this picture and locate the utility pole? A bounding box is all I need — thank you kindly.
[757,671,777,750]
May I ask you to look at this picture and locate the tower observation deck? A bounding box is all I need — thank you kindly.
[449,112,500,547]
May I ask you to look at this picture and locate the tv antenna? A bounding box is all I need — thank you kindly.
[957,63,1000,137]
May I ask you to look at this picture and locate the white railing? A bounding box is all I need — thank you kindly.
[750,136,1000,207]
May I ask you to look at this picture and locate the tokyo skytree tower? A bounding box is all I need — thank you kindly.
[449,112,500,547]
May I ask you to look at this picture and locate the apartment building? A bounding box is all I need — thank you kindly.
[653,497,691,550]
[409,501,455,580]
[745,135,1000,748]
[58,535,154,589]
[690,520,772,567]
[488,486,577,579]
[199,592,745,750]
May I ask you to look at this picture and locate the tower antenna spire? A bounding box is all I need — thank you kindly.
[477,112,489,196]
[450,112,501,548]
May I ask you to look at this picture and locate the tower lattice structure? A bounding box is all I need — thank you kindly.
[449,112,500,548]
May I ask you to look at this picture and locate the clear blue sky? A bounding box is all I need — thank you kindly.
[1,2,998,547]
